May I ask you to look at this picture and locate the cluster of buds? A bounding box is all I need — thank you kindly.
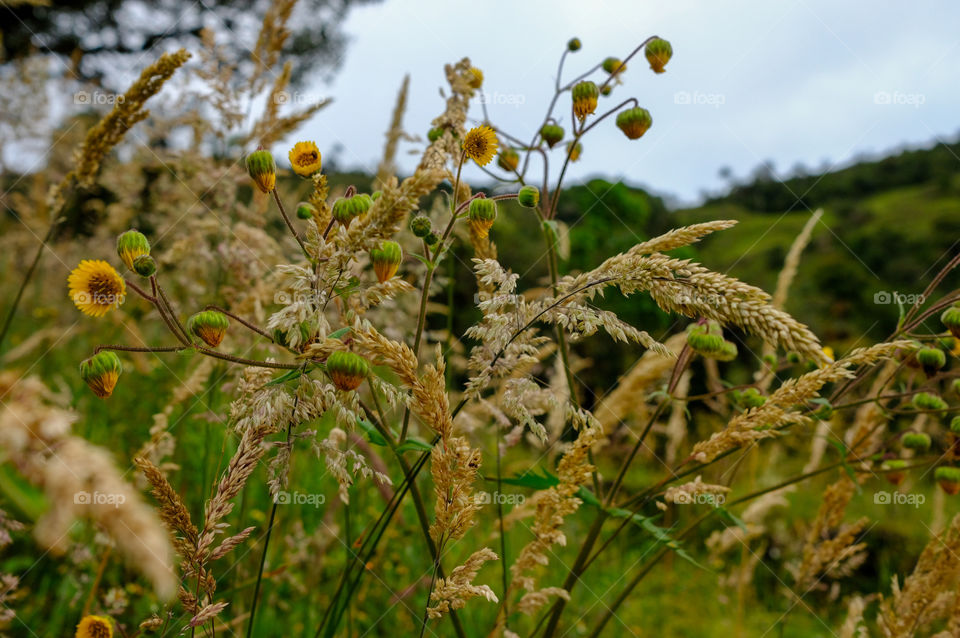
[468,197,498,239]
[686,320,737,361]
[410,215,439,246]
[117,230,156,277]
[187,310,230,348]
[332,192,373,227]
[369,241,403,283]
[326,350,370,391]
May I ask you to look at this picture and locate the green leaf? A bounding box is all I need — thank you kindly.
[499,467,559,490]
[328,327,351,340]
[396,438,433,453]
[266,367,307,387]
[356,419,387,447]
[713,505,748,533]
[411,253,432,268]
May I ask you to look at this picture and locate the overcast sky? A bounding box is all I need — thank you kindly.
[289,0,960,207]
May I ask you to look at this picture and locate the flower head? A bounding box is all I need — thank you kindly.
[76,615,114,638]
[116,230,150,270]
[462,125,499,166]
[296,201,317,220]
[602,57,626,75]
[567,37,582,52]
[187,311,229,348]
[566,141,582,162]
[468,197,498,239]
[332,193,373,227]
[539,123,564,148]
[517,185,540,208]
[615,107,652,140]
[572,81,599,120]
[80,352,122,399]
[288,141,322,177]
[467,67,484,89]
[370,241,403,283]
[644,37,673,74]
[68,260,126,317]
[245,148,276,193]
[497,148,519,172]
[326,350,370,391]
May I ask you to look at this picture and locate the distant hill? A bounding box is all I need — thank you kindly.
[674,138,960,346]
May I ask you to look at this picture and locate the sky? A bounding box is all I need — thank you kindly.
[291,0,960,207]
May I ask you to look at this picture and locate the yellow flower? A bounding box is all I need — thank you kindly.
[822,346,835,364]
[76,615,113,638]
[462,125,498,166]
[467,67,484,89]
[288,141,322,177]
[68,260,126,318]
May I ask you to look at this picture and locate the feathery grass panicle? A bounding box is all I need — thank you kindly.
[791,477,868,595]
[419,58,477,172]
[428,548,499,619]
[692,342,909,462]
[376,75,410,188]
[879,514,960,636]
[771,209,823,310]
[73,49,191,188]
[134,457,199,560]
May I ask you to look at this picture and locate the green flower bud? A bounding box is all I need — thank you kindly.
[245,149,277,193]
[913,392,948,412]
[736,388,766,409]
[951,416,960,434]
[901,432,931,451]
[566,141,583,162]
[117,230,150,270]
[424,231,440,246]
[371,190,382,201]
[936,466,960,494]
[540,124,564,148]
[942,304,960,339]
[616,107,653,140]
[187,311,229,348]
[497,148,520,172]
[80,351,123,399]
[567,37,581,52]
[332,194,371,227]
[427,127,444,143]
[786,352,802,364]
[370,240,403,283]
[296,201,316,220]
[410,215,432,238]
[572,81,599,120]
[132,255,157,277]
[714,340,739,362]
[644,37,673,74]
[882,459,908,486]
[916,347,946,376]
[468,197,498,239]
[600,84,612,97]
[325,350,370,391]
[602,57,626,75]
[518,185,540,208]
